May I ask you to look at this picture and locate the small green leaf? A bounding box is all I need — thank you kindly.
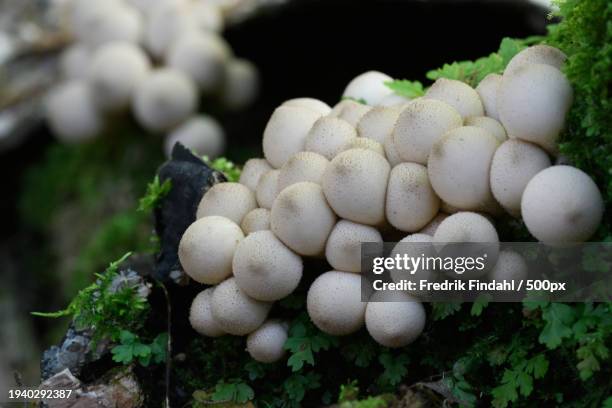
[384,80,425,99]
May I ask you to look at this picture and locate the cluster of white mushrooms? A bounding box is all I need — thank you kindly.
[180,45,604,363]
[46,0,259,158]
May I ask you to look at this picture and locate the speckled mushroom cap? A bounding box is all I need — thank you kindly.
[210,277,272,336]
[196,182,257,225]
[189,287,225,337]
[342,137,385,157]
[424,78,484,119]
[419,213,449,236]
[521,166,604,243]
[164,115,225,158]
[304,116,357,160]
[393,99,463,164]
[342,71,394,105]
[475,73,502,120]
[262,106,322,168]
[246,319,288,363]
[241,208,271,235]
[490,140,551,216]
[239,158,273,191]
[427,126,501,213]
[333,100,372,127]
[282,98,332,116]
[383,134,403,167]
[504,45,567,76]
[488,250,528,282]
[386,163,440,232]
[357,106,401,144]
[232,230,303,301]
[464,116,507,143]
[498,63,573,154]
[178,215,244,284]
[277,151,329,192]
[307,271,367,335]
[325,220,383,273]
[270,181,337,256]
[322,148,391,226]
[365,291,426,348]
[377,93,411,108]
[256,169,280,209]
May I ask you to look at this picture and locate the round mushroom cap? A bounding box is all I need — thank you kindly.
[424,78,484,119]
[164,115,225,158]
[132,68,198,133]
[233,230,303,301]
[521,166,604,243]
[241,208,271,235]
[210,277,272,336]
[386,163,440,232]
[263,106,322,168]
[304,116,357,160]
[342,138,385,157]
[357,106,401,143]
[178,216,244,284]
[240,159,273,191]
[189,288,225,337]
[322,148,391,226]
[389,234,437,297]
[427,126,501,212]
[307,271,366,335]
[144,0,192,58]
[88,42,150,112]
[334,100,372,127]
[282,98,332,115]
[464,116,507,143]
[504,45,567,76]
[475,73,502,121]
[383,134,403,167]
[46,81,102,143]
[197,182,257,225]
[488,250,528,282]
[393,99,463,164]
[220,58,259,111]
[73,2,142,49]
[490,140,551,216]
[271,182,337,256]
[166,31,230,93]
[419,213,449,236]
[60,45,90,80]
[325,220,383,273]
[497,63,573,153]
[246,320,288,363]
[365,291,426,348]
[342,71,393,105]
[256,169,280,209]
[377,93,411,108]
[277,152,329,192]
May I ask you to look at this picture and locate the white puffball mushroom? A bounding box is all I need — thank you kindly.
[342,137,385,157]
[164,115,225,159]
[133,68,198,133]
[246,320,288,363]
[167,31,230,93]
[325,220,383,273]
[46,81,102,143]
[357,106,401,144]
[490,140,551,216]
[241,208,271,235]
[424,78,484,119]
[475,73,502,121]
[488,250,528,282]
[419,213,449,236]
[220,59,260,111]
[334,100,372,127]
[498,63,573,153]
[197,182,257,225]
[386,163,440,232]
[277,151,329,192]
[322,148,391,226]
[74,2,142,49]
[342,71,393,105]
[377,93,411,108]
[263,106,322,168]
[521,166,604,243]
[233,230,303,301]
[393,99,463,164]
[178,216,244,284]
[464,116,507,143]
[240,159,273,191]
[88,42,150,112]
[389,234,437,296]
[59,45,90,80]
[189,288,225,337]
[427,126,500,213]
[307,271,366,335]
[210,277,272,336]
[383,134,403,167]
[145,0,191,59]
[282,98,332,116]
[504,45,567,76]
[365,291,426,348]
[304,116,357,160]
[256,169,280,209]
[270,182,337,256]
